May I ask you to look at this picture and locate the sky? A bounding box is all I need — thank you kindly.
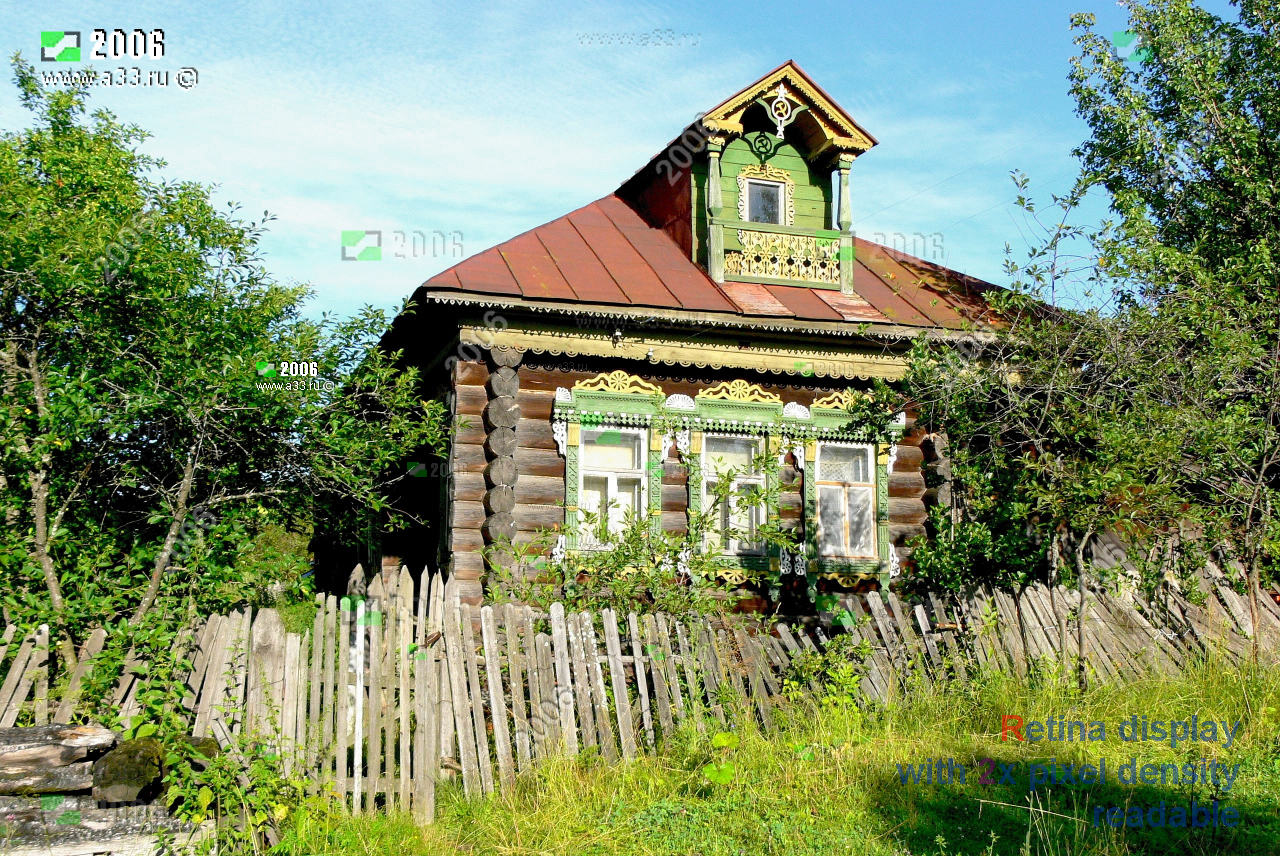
[1,0,1240,318]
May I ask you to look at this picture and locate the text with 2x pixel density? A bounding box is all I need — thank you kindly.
[894,714,1248,829]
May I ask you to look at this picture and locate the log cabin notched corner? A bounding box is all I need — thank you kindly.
[383,60,997,609]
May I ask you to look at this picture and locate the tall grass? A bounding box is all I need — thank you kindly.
[280,652,1280,856]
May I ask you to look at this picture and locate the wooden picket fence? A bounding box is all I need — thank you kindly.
[0,566,1277,824]
[165,566,799,820]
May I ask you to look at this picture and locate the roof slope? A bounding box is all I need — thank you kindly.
[420,194,997,331]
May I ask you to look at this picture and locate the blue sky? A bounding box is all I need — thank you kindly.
[2,0,1239,317]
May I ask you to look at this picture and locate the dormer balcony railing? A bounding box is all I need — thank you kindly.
[709,217,855,292]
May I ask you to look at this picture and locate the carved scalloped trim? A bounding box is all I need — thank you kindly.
[700,65,876,152]
[696,379,783,404]
[572,370,663,396]
[664,393,696,410]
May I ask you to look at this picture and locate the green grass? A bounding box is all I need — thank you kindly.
[278,654,1280,856]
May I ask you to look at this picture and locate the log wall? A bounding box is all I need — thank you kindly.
[448,354,930,596]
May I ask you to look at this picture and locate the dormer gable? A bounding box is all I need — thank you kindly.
[619,61,877,294]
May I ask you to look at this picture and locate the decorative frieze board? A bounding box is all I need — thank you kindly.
[457,324,909,380]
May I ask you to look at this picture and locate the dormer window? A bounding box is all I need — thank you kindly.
[746,180,783,225]
[736,164,794,227]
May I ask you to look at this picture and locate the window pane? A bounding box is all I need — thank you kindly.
[581,476,609,546]
[748,182,781,224]
[705,436,757,475]
[819,445,871,483]
[846,486,875,555]
[615,477,642,516]
[702,485,728,547]
[582,430,641,470]
[731,488,762,552]
[817,484,846,557]
[582,476,607,515]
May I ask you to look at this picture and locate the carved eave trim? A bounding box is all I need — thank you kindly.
[458,325,908,380]
[432,293,960,343]
[699,63,877,153]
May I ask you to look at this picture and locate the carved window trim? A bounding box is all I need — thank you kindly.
[736,164,794,226]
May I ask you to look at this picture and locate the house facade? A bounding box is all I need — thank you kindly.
[382,61,996,608]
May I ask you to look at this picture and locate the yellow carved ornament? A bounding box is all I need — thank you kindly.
[573,370,663,396]
[812,388,871,411]
[696,379,782,404]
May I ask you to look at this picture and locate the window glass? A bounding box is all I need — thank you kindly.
[578,429,646,546]
[703,435,764,554]
[705,436,756,474]
[846,486,875,555]
[817,484,846,557]
[816,443,876,558]
[818,445,871,483]
[582,430,641,469]
[747,181,782,224]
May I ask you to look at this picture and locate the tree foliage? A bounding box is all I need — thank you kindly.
[0,59,448,665]
[906,0,1279,660]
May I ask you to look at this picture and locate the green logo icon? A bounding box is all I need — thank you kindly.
[596,429,623,445]
[793,360,814,377]
[1112,31,1152,64]
[255,361,277,377]
[341,229,381,261]
[407,462,429,477]
[41,31,80,62]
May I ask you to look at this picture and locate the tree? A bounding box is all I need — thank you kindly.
[1070,0,1280,658]
[0,59,448,667]
[908,0,1279,665]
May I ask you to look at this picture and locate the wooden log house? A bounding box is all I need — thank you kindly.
[382,61,998,609]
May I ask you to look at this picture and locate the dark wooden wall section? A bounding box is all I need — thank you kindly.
[890,418,929,562]
[449,358,488,602]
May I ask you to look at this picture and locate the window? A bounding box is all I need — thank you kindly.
[746,180,783,225]
[815,443,876,559]
[579,428,646,546]
[703,435,765,554]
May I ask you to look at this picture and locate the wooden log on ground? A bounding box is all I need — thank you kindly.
[0,725,116,774]
[0,761,93,795]
[0,804,207,854]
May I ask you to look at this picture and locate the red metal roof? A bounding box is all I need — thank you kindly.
[420,194,995,331]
